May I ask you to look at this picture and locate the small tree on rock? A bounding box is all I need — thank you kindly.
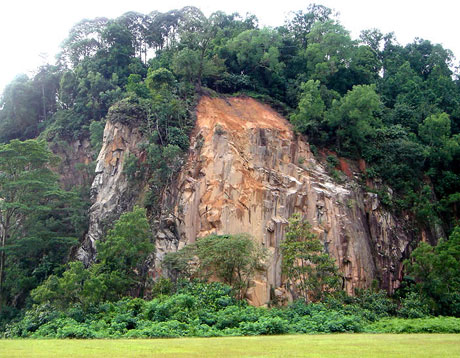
[281,213,340,302]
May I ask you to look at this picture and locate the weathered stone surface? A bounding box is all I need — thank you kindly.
[162,97,413,303]
[76,120,146,264]
[81,96,415,304]
[50,139,94,190]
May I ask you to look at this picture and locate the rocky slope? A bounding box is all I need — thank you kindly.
[76,120,146,264]
[82,96,415,305]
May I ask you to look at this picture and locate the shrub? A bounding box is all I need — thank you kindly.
[240,316,290,335]
[164,235,266,299]
[365,317,460,333]
[397,292,431,318]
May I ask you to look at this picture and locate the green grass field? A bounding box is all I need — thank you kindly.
[1,334,459,358]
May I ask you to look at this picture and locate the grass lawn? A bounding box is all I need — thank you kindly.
[1,334,459,358]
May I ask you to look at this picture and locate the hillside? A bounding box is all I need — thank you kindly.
[1,4,459,328]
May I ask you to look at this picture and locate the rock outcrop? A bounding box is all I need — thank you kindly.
[77,120,146,264]
[82,96,414,305]
[160,97,413,305]
[50,139,94,190]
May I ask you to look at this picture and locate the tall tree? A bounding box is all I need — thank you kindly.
[405,226,460,316]
[0,140,77,311]
[326,84,382,155]
[284,4,334,49]
[290,79,326,138]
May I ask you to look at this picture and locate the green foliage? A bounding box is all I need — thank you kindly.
[350,289,397,318]
[226,28,285,97]
[281,214,341,302]
[126,74,149,98]
[0,140,79,312]
[304,20,354,89]
[31,207,153,308]
[8,280,460,338]
[97,206,153,273]
[164,234,266,298]
[397,292,430,319]
[365,317,460,333]
[123,153,144,182]
[2,3,460,331]
[404,226,460,316]
[326,84,382,156]
[89,120,105,155]
[290,80,325,138]
[143,143,184,211]
[106,96,148,125]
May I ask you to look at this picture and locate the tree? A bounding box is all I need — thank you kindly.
[32,206,154,307]
[96,206,153,289]
[164,234,266,299]
[0,140,77,311]
[281,214,340,302]
[226,28,285,95]
[290,79,325,138]
[326,84,382,156]
[171,9,226,89]
[405,226,460,316]
[418,112,451,148]
[285,4,334,49]
[0,75,41,142]
[304,20,354,87]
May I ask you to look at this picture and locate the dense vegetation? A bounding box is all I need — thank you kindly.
[3,281,460,338]
[1,4,460,336]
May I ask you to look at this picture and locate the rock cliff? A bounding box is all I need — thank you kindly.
[82,96,414,305]
[162,97,413,305]
[76,120,146,264]
[50,139,94,190]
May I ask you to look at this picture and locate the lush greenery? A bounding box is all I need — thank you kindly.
[31,207,153,309]
[1,3,460,336]
[1,5,459,232]
[404,226,460,316]
[163,234,266,299]
[1,280,460,339]
[0,140,84,316]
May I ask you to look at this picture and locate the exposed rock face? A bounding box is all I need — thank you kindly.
[161,97,413,305]
[77,120,145,264]
[50,139,94,190]
[82,96,414,305]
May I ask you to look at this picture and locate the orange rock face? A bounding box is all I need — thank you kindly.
[79,96,414,304]
[156,97,413,304]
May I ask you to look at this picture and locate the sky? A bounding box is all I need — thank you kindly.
[1,0,459,95]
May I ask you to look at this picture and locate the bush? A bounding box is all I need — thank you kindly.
[365,317,460,333]
[125,320,188,338]
[240,316,290,335]
[3,304,60,338]
[164,235,266,299]
[397,292,431,318]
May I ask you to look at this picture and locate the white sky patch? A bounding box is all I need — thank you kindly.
[0,0,459,95]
